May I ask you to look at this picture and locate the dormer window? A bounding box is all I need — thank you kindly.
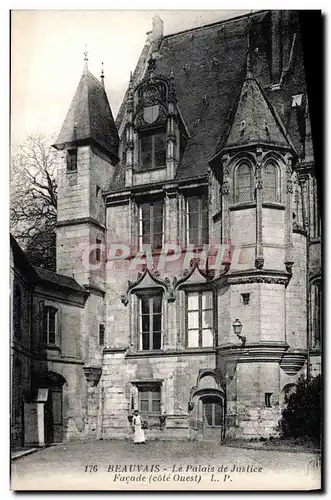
[67,148,77,172]
[139,129,166,170]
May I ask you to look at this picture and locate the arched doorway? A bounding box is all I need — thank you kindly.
[190,387,225,441]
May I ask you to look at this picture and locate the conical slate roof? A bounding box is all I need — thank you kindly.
[218,70,296,153]
[53,70,119,161]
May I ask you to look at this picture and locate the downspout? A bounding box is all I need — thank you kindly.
[299,176,310,382]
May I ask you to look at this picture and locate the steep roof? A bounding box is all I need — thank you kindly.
[35,267,87,293]
[217,69,297,154]
[112,10,305,188]
[53,70,119,161]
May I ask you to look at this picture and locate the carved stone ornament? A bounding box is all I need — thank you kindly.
[120,258,231,306]
[135,104,167,129]
[285,261,294,274]
[144,85,160,106]
[83,366,102,387]
[287,179,293,193]
[120,266,176,306]
[255,257,264,270]
[221,180,229,195]
[228,275,290,286]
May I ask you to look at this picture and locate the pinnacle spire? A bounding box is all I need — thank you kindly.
[83,46,88,73]
[100,62,104,87]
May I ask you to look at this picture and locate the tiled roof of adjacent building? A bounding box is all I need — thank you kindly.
[34,266,87,293]
[53,69,119,161]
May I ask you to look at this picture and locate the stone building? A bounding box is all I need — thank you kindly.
[12,10,321,444]
[10,235,88,448]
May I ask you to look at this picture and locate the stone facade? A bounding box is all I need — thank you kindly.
[12,11,321,445]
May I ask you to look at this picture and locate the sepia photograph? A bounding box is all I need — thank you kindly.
[9,8,322,491]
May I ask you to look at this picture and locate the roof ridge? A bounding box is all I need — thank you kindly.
[85,70,104,90]
[162,10,268,40]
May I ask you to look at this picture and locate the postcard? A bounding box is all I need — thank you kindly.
[10,9,322,491]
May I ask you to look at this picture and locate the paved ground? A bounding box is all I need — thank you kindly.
[11,440,321,491]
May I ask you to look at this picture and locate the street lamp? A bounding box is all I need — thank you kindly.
[233,318,246,345]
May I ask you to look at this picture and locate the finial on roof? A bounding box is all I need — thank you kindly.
[100,62,105,87]
[83,46,88,73]
[127,71,134,113]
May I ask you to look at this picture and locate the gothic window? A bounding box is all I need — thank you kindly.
[67,149,77,171]
[43,306,58,345]
[235,162,254,203]
[186,290,214,348]
[139,130,166,170]
[139,200,164,250]
[310,280,322,350]
[263,162,279,202]
[13,283,22,338]
[139,291,163,351]
[186,194,209,246]
[138,384,161,414]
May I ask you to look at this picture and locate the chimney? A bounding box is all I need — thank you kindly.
[151,14,164,53]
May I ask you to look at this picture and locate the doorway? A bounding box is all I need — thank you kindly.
[44,386,63,444]
[201,396,224,440]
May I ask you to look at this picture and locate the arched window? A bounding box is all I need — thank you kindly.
[235,162,253,203]
[263,162,279,202]
[310,280,322,350]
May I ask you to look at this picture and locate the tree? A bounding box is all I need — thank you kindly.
[10,133,57,270]
[279,374,321,445]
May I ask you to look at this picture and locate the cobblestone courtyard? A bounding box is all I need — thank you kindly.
[11,440,320,491]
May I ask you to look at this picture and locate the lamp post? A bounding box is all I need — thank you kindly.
[233,318,246,346]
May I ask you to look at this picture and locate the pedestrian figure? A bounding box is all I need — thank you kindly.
[132,410,146,444]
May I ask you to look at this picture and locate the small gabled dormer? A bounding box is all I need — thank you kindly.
[123,59,189,187]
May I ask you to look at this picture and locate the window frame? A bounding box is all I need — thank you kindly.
[137,289,163,352]
[185,288,215,349]
[137,383,162,416]
[233,161,255,204]
[185,193,209,247]
[67,148,78,172]
[43,305,58,346]
[139,128,167,171]
[263,161,280,203]
[138,199,164,251]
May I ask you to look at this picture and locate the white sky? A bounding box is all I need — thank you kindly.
[11,9,251,145]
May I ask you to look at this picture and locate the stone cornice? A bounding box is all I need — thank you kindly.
[103,347,127,354]
[217,341,289,363]
[125,348,216,359]
[224,270,291,286]
[56,217,105,231]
